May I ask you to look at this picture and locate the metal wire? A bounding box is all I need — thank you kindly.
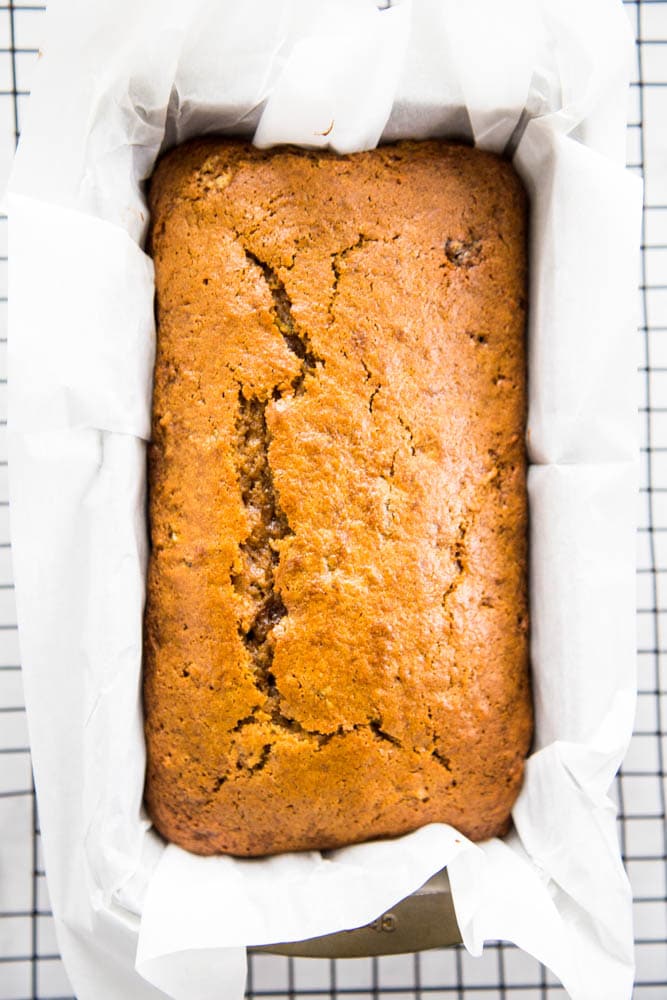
[0,1,665,998]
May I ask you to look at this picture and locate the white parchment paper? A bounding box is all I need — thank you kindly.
[8,1,642,998]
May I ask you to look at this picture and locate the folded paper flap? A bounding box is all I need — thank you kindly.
[514,745,634,975]
[527,464,637,750]
[519,125,643,466]
[138,826,469,961]
[7,1,638,999]
[9,194,155,439]
[253,0,412,153]
[449,836,634,1000]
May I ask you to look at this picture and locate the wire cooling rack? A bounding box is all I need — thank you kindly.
[1,2,666,998]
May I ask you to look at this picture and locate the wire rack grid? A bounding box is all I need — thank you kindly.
[0,2,665,999]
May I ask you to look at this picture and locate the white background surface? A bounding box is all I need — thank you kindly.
[0,2,666,998]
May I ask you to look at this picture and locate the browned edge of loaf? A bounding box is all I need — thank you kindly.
[143,137,532,857]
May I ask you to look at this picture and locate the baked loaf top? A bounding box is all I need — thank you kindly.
[144,139,532,857]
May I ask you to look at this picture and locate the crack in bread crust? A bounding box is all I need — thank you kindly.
[233,392,292,724]
[243,248,322,393]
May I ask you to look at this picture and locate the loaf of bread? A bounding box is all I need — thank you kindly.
[143,139,532,857]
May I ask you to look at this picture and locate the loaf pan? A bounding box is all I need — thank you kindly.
[252,868,461,958]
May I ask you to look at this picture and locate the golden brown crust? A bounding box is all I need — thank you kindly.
[143,138,532,857]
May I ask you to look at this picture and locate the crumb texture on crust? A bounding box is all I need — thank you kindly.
[143,139,532,857]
